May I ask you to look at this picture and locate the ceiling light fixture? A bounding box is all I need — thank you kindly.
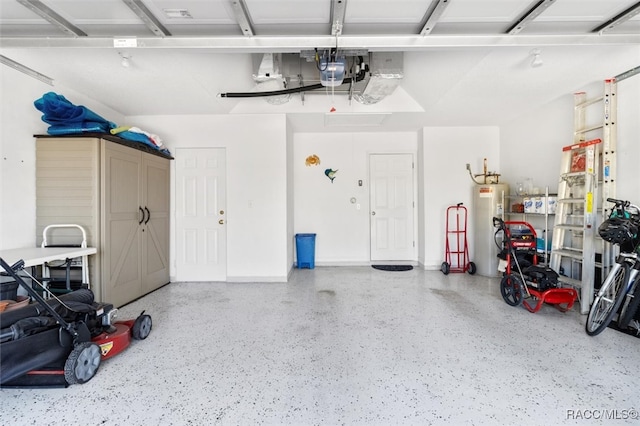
[119,52,132,68]
[530,48,543,68]
[163,9,193,19]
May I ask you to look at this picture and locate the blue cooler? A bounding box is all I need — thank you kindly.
[295,233,316,269]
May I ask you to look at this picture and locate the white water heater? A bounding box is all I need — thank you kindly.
[473,183,509,277]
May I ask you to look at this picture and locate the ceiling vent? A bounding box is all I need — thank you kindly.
[253,53,290,105]
[354,52,403,105]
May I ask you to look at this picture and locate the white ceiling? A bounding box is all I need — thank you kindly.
[1,0,639,131]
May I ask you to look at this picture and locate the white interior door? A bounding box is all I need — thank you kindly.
[370,153,415,261]
[175,148,226,281]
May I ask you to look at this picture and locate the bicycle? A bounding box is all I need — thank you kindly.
[585,198,640,336]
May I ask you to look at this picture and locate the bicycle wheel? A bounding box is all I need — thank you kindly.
[500,273,525,307]
[586,262,629,336]
[618,280,640,329]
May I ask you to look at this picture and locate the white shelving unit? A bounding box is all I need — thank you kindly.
[502,187,556,264]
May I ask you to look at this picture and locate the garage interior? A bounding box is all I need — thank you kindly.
[1,0,639,424]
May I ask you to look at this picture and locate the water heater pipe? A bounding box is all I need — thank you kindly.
[466,158,501,184]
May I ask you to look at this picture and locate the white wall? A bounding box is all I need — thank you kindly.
[286,119,295,276]
[0,66,124,250]
[501,95,571,193]
[293,131,418,264]
[293,127,500,269]
[420,127,501,269]
[616,75,640,200]
[125,114,290,282]
[416,128,426,265]
[501,75,640,210]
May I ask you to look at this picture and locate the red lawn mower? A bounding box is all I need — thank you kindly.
[0,257,152,387]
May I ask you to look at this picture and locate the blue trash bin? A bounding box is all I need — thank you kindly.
[295,233,316,269]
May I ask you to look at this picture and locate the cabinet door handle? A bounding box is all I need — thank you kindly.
[144,207,151,224]
[139,207,144,225]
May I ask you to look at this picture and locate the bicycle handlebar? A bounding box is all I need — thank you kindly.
[606,198,640,219]
[606,197,628,205]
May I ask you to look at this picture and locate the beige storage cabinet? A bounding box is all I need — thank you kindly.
[36,134,171,307]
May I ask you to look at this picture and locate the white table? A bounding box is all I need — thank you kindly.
[0,246,97,290]
[0,247,97,269]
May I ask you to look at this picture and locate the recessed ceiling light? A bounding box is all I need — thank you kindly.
[530,48,543,68]
[163,9,192,19]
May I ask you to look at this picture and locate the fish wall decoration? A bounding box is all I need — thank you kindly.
[324,168,338,183]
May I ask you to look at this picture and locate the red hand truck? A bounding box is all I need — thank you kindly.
[441,203,476,275]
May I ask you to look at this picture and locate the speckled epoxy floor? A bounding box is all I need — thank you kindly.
[1,266,639,425]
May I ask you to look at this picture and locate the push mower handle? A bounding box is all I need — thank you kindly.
[0,257,25,274]
[11,259,25,272]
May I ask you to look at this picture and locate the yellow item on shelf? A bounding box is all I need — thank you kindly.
[110,126,131,135]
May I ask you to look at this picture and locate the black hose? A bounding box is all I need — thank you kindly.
[220,83,325,98]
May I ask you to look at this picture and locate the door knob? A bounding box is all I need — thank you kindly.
[219,219,224,225]
[372,211,376,216]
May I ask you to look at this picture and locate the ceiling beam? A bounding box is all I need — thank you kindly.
[506,0,556,35]
[0,54,53,85]
[331,0,347,36]
[592,1,640,33]
[615,65,640,82]
[122,0,171,37]
[419,0,451,36]
[230,0,255,36]
[16,0,87,37]
[2,34,639,52]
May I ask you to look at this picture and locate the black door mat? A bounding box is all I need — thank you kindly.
[372,265,414,272]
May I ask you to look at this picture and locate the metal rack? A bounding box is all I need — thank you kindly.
[502,187,555,264]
